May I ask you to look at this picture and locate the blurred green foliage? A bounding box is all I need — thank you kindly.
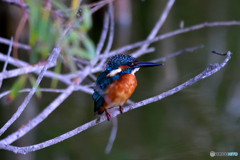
[8,74,42,101]
[10,0,95,99]
[27,0,59,63]
[61,6,95,73]
[9,75,27,100]
[26,0,95,65]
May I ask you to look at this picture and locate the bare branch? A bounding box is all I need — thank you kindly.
[102,3,115,55]
[0,46,60,136]
[0,66,91,145]
[0,50,95,92]
[82,0,116,9]
[12,11,28,59]
[0,52,71,86]
[0,37,31,50]
[0,0,238,155]
[212,50,228,56]
[0,62,48,80]
[0,37,13,88]
[0,51,231,153]
[0,85,93,99]
[100,21,240,58]
[2,0,28,11]
[97,2,115,68]
[151,45,204,63]
[132,0,175,58]
[105,117,118,154]
[89,0,116,15]
[96,12,110,56]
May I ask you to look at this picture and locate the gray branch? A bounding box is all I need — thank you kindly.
[0,46,60,136]
[0,51,232,154]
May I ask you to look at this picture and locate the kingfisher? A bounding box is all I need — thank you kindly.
[92,54,162,120]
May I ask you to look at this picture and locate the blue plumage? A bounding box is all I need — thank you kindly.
[92,54,162,119]
[105,54,138,70]
[93,54,138,114]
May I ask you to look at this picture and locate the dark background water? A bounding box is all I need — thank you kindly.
[0,0,240,159]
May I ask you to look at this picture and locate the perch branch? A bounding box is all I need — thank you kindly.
[0,51,232,153]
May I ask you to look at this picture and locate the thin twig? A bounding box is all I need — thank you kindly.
[151,45,204,63]
[132,0,175,58]
[0,52,70,86]
[0,62,49,80]
[212,50,228,56]
[77,63,96,81]
[0,66,91,145]
[0,37,13,88]
[0,37,31,50]
[0,85,93,99]
[81,0,116,9]
[0,51,232,153]
[90,0,115,15]
[96,11,110,56]
[0,46,60,136]
[78,0,115,23]
[105,117,118,154]
[0,52,29,67]
[100,21,240,59]
[12,11,28,59]
[2,0,28,10]
[103,2,114,55]
[97,2,115,68]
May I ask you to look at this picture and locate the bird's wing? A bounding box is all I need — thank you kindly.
[93,91,104,114]
[92,71,120,114]
[93,71,111,114]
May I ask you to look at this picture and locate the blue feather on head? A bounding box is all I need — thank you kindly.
[105,54,138,70]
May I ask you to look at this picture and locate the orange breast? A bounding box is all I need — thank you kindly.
[102,74,137,110]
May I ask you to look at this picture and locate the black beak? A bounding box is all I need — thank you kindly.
[134,62,163,68]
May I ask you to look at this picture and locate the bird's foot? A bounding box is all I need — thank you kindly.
[119,106,123,114]
[105,109,111,121]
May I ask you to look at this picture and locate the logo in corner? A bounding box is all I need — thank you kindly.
[210,151,215,157]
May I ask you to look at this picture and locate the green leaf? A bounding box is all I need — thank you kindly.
[52,0,69,16]
[82,35,95,60]
[74,48,89,59]
[80,7,92,32]
[26,0,60,63]
[8,75,27,101]
[27,0,41,46]
[66,53,77,72]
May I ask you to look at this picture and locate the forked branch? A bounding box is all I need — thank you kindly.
[0,51,232,154]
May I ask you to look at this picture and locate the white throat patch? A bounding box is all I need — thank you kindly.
[131,68,139,75]
[106,68,122,77]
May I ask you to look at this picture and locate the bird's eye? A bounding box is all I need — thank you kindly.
[127,62,134,66]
